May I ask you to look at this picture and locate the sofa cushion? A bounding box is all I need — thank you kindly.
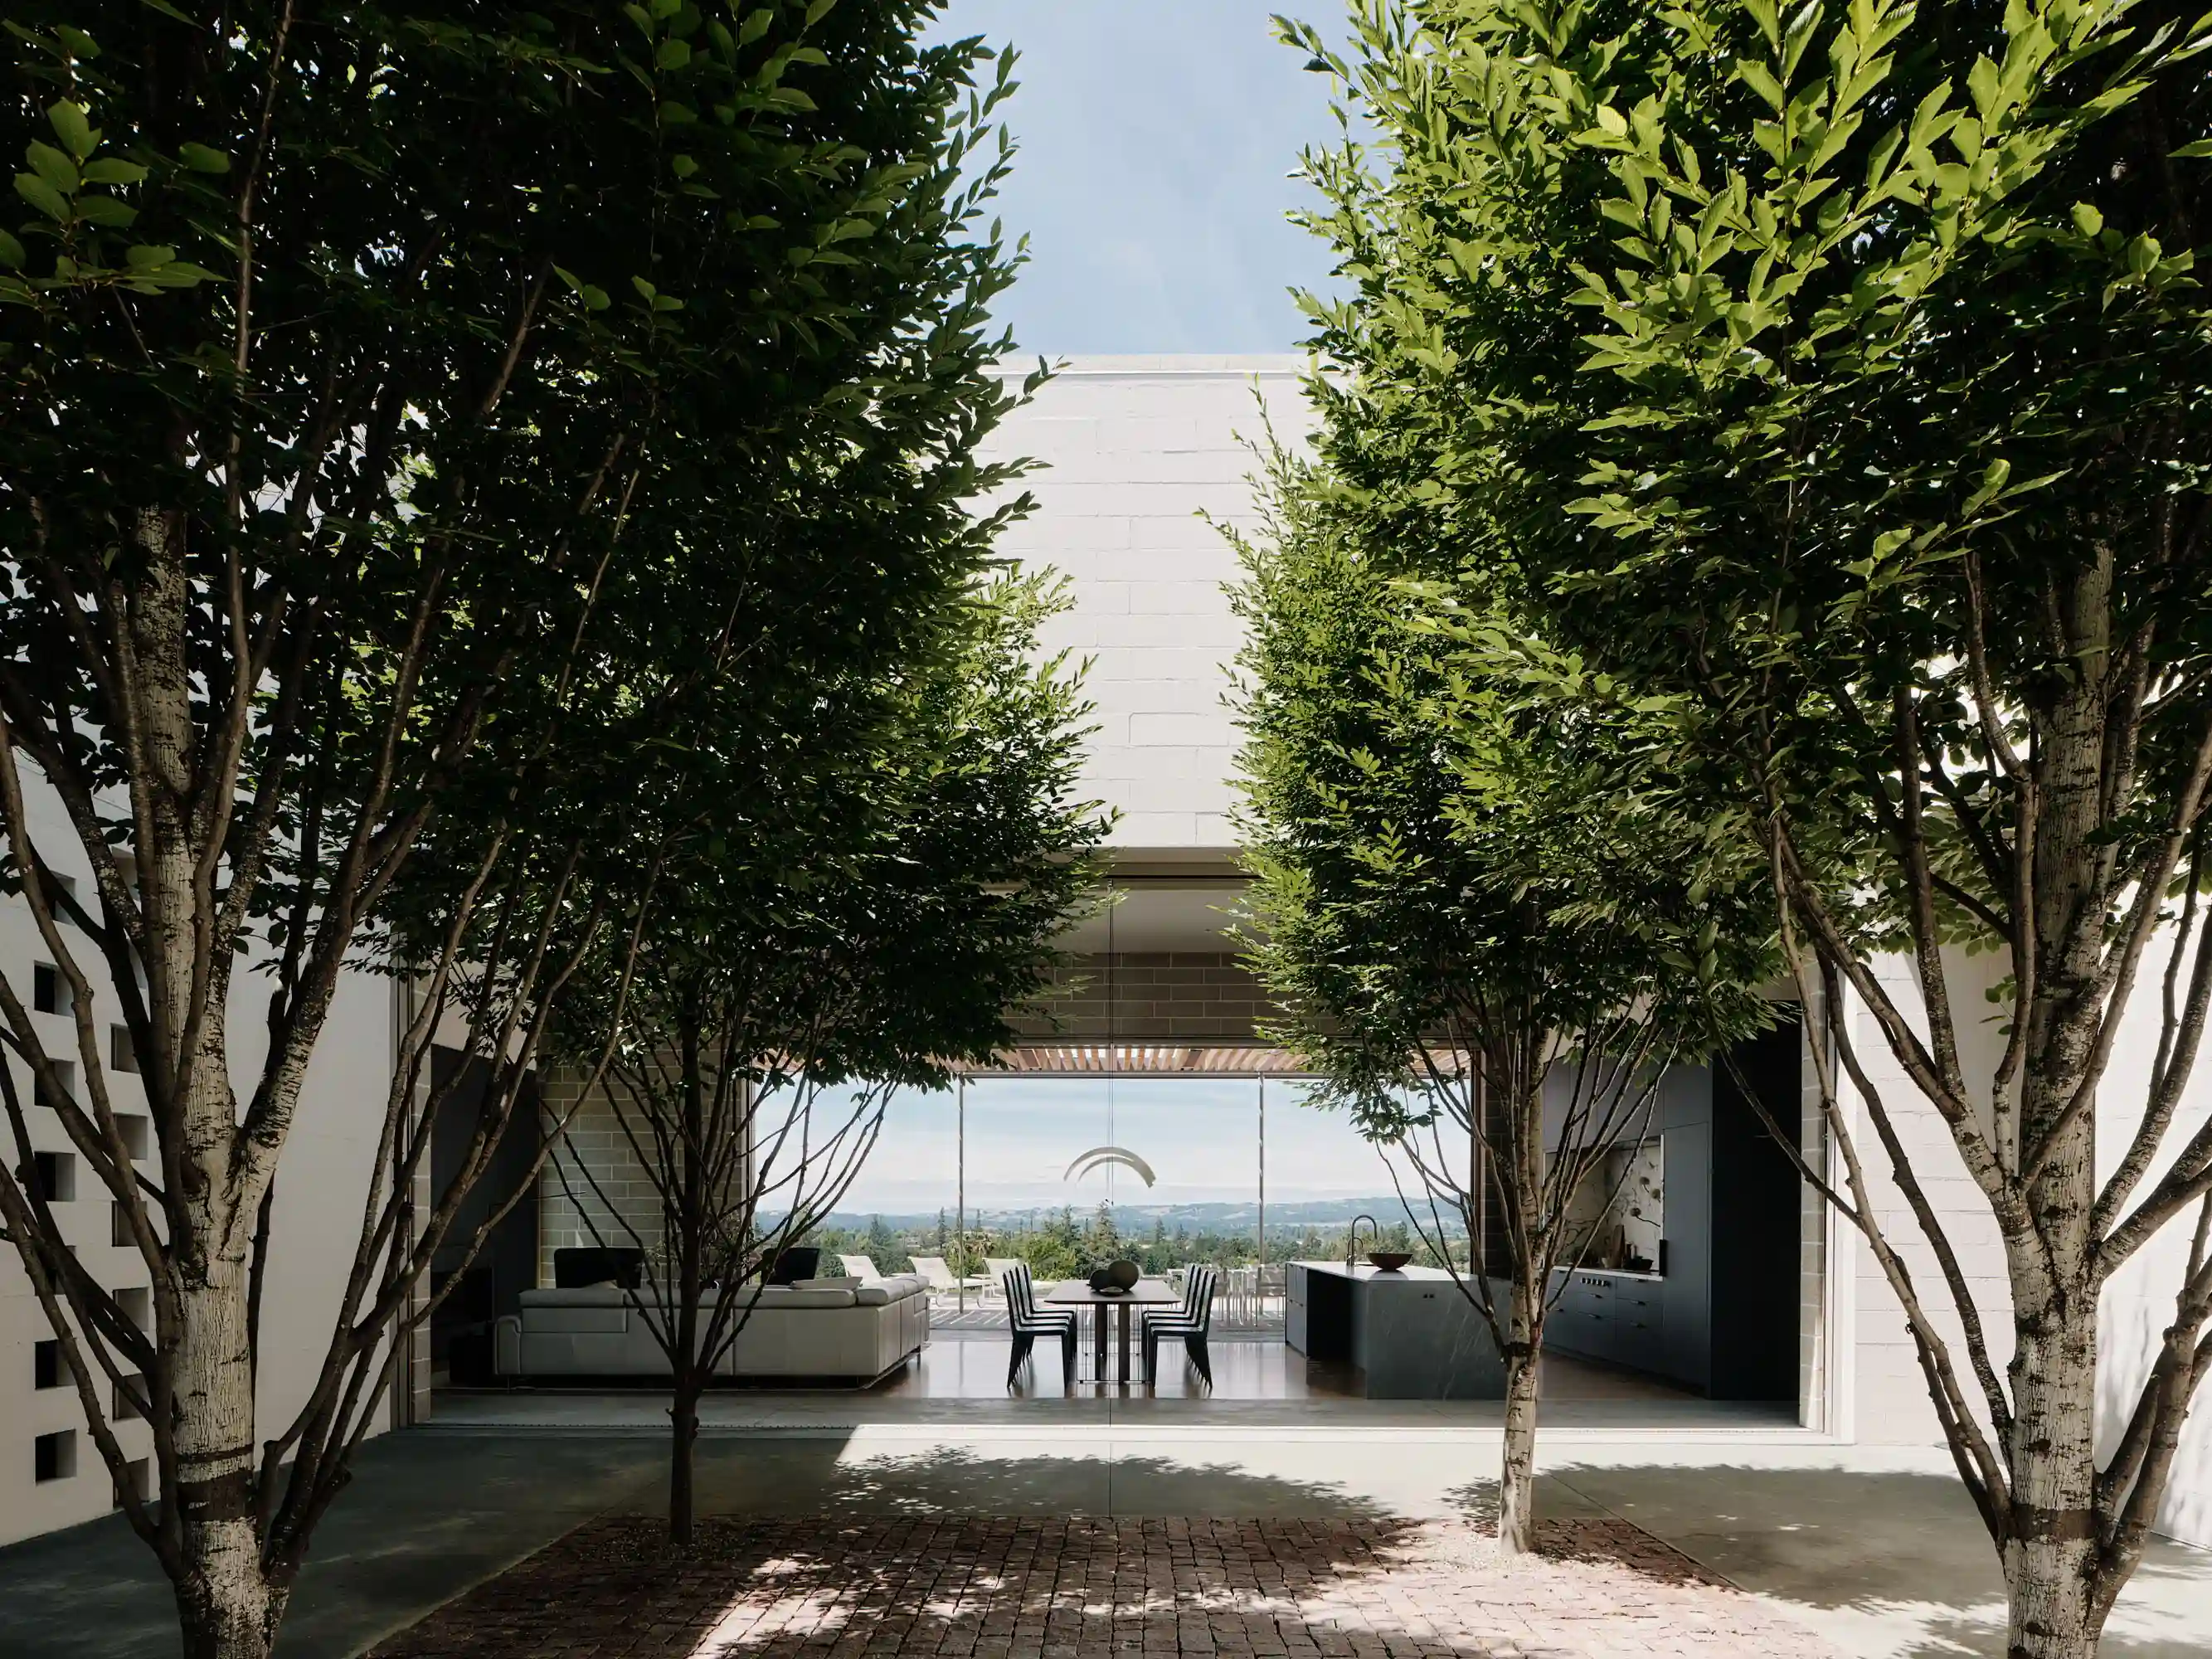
[794,1277,863,1291]
[527,1305,629,1334]
[854,1275,925,1306]
[519,1286,632,1309]
[740,1286,856,1310]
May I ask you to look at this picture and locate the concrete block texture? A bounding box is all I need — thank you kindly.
[979,357,1312,852]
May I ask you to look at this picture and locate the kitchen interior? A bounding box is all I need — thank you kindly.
[1286,1020,1805,1404]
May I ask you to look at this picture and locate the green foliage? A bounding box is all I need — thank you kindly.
[1278,0,2212,1608]
[1230,438,1774,1142]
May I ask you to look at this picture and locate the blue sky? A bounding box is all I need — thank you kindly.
[926,1,1350,354]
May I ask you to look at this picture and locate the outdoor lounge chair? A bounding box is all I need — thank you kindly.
[1142,1263,1218,1387]
[1001,1262,1076,1389]
[911,1255,989,1295]
[983,1256,1025,1303]
[836,1254,882,1280]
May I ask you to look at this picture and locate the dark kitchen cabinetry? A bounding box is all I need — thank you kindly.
[1543,1019,1801,1401]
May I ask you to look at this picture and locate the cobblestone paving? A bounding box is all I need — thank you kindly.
[367,1515,1838,1659]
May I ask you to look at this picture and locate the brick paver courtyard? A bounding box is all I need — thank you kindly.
[367,1515,1840,1659]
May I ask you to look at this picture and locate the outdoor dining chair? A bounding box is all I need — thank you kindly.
[1142,1263,1218,1387]
[1001,1262,1077,1389]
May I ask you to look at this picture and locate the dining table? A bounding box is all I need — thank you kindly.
[1040,1277,1182,1383]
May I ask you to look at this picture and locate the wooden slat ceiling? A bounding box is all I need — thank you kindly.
[980,1043,1313,1078]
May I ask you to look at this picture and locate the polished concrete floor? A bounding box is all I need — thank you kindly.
[428,1333,1764,1433]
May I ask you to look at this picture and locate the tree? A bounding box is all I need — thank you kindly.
[549,572,1104,1545]
[0,3,1031,1653]
[1283,0,2212,1647]
[1232,452,1768,1551]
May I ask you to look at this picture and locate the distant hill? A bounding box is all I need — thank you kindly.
[816,1197,1465,1234]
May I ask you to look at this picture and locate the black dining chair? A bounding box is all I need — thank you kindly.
[1142,1263,1218,1387]
[1003,1262,1077,1389]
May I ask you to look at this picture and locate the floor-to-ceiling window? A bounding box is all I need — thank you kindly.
[829,1073,1469,1335]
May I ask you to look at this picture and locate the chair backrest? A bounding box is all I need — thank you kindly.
[1001,1261,1039,1323]
[1187,1265,1219,1332]
[839,1254,880,1280]
[984,1256,1023,1283]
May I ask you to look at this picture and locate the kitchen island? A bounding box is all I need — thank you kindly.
[1285,1261,1505,1399]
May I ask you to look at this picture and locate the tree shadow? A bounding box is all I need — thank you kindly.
[1482,1460,2212,1659]
[362,1505,1836,1659]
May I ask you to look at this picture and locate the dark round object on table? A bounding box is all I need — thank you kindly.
[1365,1251,1414,1273]
[1087,1259,1141,1295]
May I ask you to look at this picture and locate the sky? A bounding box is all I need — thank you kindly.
[925,1,1351,354]
[838,1078,1462,1221]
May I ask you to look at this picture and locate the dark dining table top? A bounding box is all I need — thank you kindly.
[1039,1277,1180,1306]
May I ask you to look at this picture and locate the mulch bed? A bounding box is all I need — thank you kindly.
[367,1514,1838,1658]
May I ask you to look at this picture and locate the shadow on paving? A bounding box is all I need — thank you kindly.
[0,1435,1404,1659]
[361,1513,1829,1659]
[1494,1462,2212,1659]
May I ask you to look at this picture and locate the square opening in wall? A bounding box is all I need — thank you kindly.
[112,1200,134,1247]
[33,961,70,1015]
[34,1428,78,1482]
[35,1339,68,1390]
[111,1026,139,1076]
[34,1061,77,1112]
[115,1286,151,1332]
[33,1150,75,1203]
[114,1456,151,1511]
[115,1112,149,1160]
[113,1374,143,1422]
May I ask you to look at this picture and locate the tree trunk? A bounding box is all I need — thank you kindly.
[2001,566,2108,1659]
[668,1369,700,1550]
[2001,1132,2102,1659]
[170,1267,284,1659]
[1498,1295,1542,1555]
[2001,1294,2100,1659]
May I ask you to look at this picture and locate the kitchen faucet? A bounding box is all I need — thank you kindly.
[1346,1214,1378,1269]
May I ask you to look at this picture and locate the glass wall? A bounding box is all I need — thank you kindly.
[827,1074,1470,1333]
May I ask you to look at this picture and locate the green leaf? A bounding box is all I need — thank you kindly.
[805,0,839,22]
[0,228,22,268]
[82,158,147,186]
[124,243,175,268]
[2173,139,2212,158]
[15,173,72,222]
[656,37,691,70]
[27,142,78,194]
[47,100,96,161]
[2070,202,2103,237]
[178,143,231,173]
[737,7,773,46]
[76,195,136,226]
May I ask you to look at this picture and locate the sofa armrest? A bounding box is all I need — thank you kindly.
[494,1315,522,1377]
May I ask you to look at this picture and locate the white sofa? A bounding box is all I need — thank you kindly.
[494,1275,929,1384]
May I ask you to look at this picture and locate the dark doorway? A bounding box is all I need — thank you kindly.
[1710,1014,1805,1401]
[429,1048,542,1388]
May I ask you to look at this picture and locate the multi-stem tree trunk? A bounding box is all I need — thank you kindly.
[1998,574,2111,1659]
[1497,1283,1544,1556]
[171,1268,284,1659]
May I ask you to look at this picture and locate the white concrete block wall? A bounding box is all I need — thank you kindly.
[1837,944,2212,1547]
[0,771,398,1547]
[980,356,1315,851]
